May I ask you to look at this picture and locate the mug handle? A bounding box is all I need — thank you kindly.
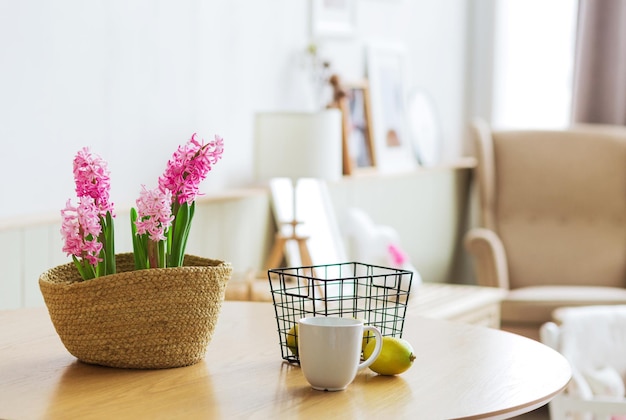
[358,326,383,370]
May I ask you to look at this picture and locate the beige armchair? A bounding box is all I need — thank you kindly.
[464,118,626,339]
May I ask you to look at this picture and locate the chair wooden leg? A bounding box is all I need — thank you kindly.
[264,235,288,270]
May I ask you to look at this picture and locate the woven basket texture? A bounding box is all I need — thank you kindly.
[39,253,232,369]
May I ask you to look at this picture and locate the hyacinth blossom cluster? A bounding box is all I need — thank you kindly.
[61,134,224,280]
[131,133,224,269]
[61,148,116,280]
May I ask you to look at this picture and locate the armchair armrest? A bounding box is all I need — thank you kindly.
[464,228,509,290]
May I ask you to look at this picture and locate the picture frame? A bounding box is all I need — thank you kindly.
[310,0,355,39]
[366,43,418,173]
[343,81,377,174]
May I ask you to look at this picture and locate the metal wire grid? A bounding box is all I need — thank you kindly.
[268,262,413,364]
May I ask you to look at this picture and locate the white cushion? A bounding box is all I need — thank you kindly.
[583,366,625,398]
[557,305,626,375]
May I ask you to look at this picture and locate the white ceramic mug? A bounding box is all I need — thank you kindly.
[297,317,383,391]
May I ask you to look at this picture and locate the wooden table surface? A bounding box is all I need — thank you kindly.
[1,301,570,419]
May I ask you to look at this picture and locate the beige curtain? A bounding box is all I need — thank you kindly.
[572,0,626,125]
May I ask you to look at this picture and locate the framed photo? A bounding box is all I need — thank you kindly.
[366,43,418,173]
[343,81,377,174]
[310,0,355,39]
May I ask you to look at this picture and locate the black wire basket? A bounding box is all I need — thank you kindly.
[268,262,413,364]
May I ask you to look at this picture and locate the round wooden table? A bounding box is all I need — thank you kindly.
[0,301,570,419]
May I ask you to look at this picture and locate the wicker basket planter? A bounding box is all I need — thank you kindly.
[39,253,232,369]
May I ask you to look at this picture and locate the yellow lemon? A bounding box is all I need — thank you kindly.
[363,336,416,375]
[362,329,376,352]
[286,325,298,356]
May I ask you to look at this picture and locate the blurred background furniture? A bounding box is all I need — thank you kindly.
[408,283,505,328]
[541,305,626,420]
[254,110,343,269]
[464,119,626,340]
[226,278,506,330]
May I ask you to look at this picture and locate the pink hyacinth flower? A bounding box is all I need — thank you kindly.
[60,197,103,266]
[158,133,224,205]
[73,147,114,216]
[134,185,174,242]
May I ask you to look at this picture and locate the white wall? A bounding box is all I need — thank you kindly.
[0,0,470,221]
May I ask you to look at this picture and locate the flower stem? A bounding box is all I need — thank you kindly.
[147,239,158,269]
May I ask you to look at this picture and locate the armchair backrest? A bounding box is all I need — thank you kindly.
[470,119,626,290]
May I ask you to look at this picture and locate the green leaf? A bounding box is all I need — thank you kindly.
[166,220,173,260]
[168,207,182,266]
[104,211,116,275]
[89,264,98,279]
[177,201,195,265]
[130,208,148,270]
[169,202,193,267]
[72,255,87,280]
[158,239,167,268]
[73,255,96,281]
[130,208,138,235]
